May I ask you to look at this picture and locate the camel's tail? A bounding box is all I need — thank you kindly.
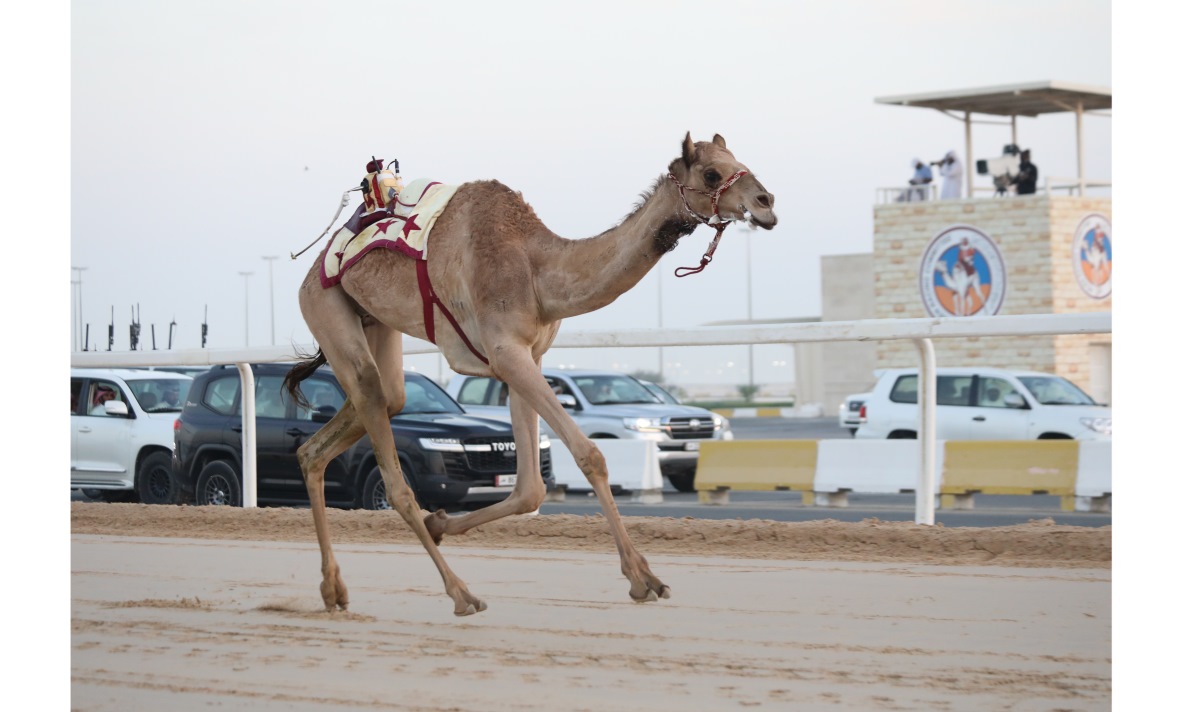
[283,348,327,411]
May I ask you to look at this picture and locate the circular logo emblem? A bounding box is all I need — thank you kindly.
[689,419,701,429]
[919,225,1007,317]
[1072,214,1112,299]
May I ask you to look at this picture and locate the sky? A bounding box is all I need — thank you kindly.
[66,0,1112,388]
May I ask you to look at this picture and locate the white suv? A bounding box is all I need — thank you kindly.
[855,367,1111,441]
[446,369,732,492]
[71,368,194,504]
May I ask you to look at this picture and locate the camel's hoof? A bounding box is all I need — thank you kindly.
[630,583,671,603]
[454,600,488,617]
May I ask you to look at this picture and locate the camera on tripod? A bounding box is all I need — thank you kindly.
[976,144,1021,196]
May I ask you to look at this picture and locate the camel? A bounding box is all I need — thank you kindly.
[283,133,777,616]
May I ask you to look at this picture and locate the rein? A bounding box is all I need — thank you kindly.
[667,170,748,277]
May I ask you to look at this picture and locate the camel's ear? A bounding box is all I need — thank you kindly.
[712,134,727,149]
[681,132,696,168]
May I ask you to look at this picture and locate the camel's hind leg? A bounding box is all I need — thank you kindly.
[298,286,485,616]
[488,346,670,603]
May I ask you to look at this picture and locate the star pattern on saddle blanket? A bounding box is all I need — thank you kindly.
[319,180,459,288]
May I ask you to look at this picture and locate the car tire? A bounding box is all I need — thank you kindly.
[667,472,696,493]
[848,428,857,437]
[361,461,420,511]
[887,431,917,439]
[195,460,242,507]
[80,488,104,501]
[137,451,182,505]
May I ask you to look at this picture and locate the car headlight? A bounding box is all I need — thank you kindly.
[712,414,725,429]
[418,437,465,452]
[1080,417,1112,436]
[623,417,664,432]
[539,433,551,449]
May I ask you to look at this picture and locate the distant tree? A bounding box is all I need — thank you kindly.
[737,384,760,403]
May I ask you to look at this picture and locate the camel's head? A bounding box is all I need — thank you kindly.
[669,132,777,230]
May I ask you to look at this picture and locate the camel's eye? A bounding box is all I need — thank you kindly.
[704,169,721,186]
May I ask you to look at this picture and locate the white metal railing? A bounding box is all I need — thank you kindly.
[71,312,1112,524]
[875,183,938,205]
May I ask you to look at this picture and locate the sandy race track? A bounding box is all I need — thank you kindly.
[72,503,1111,711]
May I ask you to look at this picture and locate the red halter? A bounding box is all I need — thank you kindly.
[667,169,748,277]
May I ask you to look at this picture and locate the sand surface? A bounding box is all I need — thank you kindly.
[72,503,1111,710]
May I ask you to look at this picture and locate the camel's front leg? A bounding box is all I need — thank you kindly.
[492,348,670,603]
[425,364,548,542]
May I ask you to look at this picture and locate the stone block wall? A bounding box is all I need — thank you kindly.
[870,195,1111,396]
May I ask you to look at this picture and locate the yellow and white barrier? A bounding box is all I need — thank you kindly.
[695,440,1111,512]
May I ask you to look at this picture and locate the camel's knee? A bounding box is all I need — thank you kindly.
[574,443,608,485]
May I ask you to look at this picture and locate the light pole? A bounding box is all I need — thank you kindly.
[657,267,664,380]
[745,227,755,390]
[238,271,253,346]
[72,266,86,351]
[262,255,278,346]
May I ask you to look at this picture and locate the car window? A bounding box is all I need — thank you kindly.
[888,375,973,406]
[403,375,464,414]
[456,377,498,406]
[976,377,1024,408]
[295,378,345,420]
[86,380,126,416]
[889,376,917,404]
[545,377,575,398]
[572,375,660,405]
[246,375,293,419]
[126,378,192,413]
[71,378,83,414]
[936,376,973,406]
[1016,376,1096,406]
[203,375,240,416]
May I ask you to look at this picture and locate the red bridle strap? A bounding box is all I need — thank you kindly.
[667,170,748,277]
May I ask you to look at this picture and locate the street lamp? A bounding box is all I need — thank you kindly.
[262,255,279,346]
[238,271,254,346]
[72,266,86,351]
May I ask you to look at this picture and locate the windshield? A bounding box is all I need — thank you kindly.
[402,375,464,415]
[642,382,680,405]
[1017,376,1097,406]
[128,378,192,413]
[573,375,662,405]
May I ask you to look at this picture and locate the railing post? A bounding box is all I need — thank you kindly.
[913,338,937,525]
[235,362,258,508]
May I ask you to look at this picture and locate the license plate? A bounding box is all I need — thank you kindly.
[685,442,700,451]
[496,474,517,486]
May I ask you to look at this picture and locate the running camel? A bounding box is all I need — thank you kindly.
[284,133,778,616]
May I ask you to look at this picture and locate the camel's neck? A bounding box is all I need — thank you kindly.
[536,177,700,322]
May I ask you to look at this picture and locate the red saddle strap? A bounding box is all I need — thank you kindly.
[416,260,489,365]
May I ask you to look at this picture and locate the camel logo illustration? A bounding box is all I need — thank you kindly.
[919,225,1007,317]
[1072,214,1112,300]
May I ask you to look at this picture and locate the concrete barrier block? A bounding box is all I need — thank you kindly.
[1075,441,1112,498]
[815,440,942,494]
[942,441,1078,496]
[548,440,663,501]
[694,440,818,492]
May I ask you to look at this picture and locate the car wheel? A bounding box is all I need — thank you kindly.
[589,433,618,439]
[195,460,242,507]
[362,462,420,511]
[80,488,104,501]
[667,472,696,493]
[848,428,857,437]
[137,451,182,505]
[887,430,917,439]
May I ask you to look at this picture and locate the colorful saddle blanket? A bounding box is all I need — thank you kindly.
[319,178,459,288]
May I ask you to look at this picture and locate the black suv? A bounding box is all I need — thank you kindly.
[173,363,553,510]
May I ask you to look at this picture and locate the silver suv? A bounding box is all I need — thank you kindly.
[71,368,194,504]
[446,368,732,492]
